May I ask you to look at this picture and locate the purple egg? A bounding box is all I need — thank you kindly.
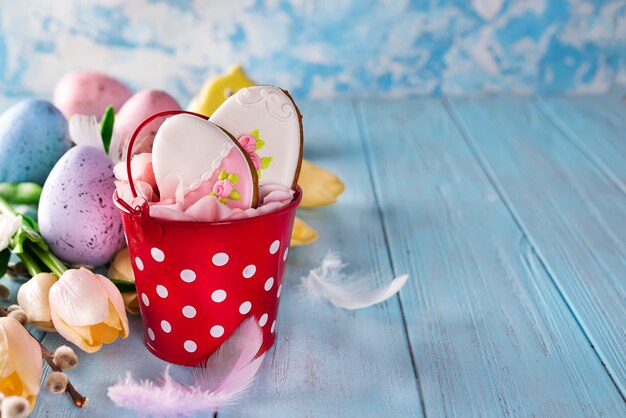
[39,146,125,265]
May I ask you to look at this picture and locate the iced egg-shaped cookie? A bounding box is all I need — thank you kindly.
[209,86,303,189]
[152,113,258,209]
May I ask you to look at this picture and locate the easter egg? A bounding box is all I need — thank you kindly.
[111,90,181,161]
[0,100,71,184]
[152,113,258,209]
[187,64,255,117]
[53,71,132,119]
[209,86,303,189]
[38,146,125,265]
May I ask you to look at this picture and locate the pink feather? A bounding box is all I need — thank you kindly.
[107,318,265,417]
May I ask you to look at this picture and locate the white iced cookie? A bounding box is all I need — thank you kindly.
[152,113,258,209]
[209,86,303,189]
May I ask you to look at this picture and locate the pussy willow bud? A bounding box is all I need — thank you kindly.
[53,345,79,370]
[46,371,69,394]
[6,304,21,313]
[7,309,28,326]
[0,284,9,299]
[0,396,29,418]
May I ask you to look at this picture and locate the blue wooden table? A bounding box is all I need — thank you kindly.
[2,96,625,417]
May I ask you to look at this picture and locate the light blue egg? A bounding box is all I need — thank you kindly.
[0,100,71,184]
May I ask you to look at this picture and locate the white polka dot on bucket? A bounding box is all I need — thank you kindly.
[269,240,280,254]
[161,320,172,333]
[147,328,155,341]
[283,247,289,262]
[211,289,227,303]
[239,301,252,314]
[182,305,197,318]
[180,269,196,283]
[135,257,144,271]
[184,340,197,353]
[259,314,268,327]
[210,325,225,338]
[264,277,274,291]
[271,320,276,333]
[156,285,168,298]
[277,284,283,298]
[141,293,150,306]
[151,248,165,262]
[242,264,256,278]
[212,252,229,266]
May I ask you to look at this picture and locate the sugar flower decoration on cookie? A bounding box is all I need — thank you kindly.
[210,170,242,203]
[238,130,272,177]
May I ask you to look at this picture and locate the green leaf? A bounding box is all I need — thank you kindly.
[0,249,10,277]
[19,214,39,231]
[13,183,42,204]
[100,106,115,154]
[229,190,241,200]
[218,170,228,181]
[11,226,48,254]
[108,278,136,292]
[0,183,42,205]
[227,173,239,184]
[261,157,272,169]
[250,129,260,141]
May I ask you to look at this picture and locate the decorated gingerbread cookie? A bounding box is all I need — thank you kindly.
[151,114,258,209]
[209,86,303,189]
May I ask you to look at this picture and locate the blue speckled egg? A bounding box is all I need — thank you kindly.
[38,146,125,265]
[0,100,71,184]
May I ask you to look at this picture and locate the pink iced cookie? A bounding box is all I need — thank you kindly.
[151,114,258,209]
[209,86,303,189]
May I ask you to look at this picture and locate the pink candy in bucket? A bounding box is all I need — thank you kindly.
[114,97,303,365]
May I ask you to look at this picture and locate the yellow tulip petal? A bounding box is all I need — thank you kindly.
[0,317,42,408]
[122,292,141,315]
[298,160,345,208]
[108,247,135,283]
[291,217,318,247]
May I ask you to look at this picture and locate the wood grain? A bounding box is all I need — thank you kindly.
[358,98,626,417]
[535,96,626,192]
[447,97,626,399]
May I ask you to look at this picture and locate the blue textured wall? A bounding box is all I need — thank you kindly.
[0,0,625,101]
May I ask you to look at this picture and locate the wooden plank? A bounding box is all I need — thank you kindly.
[32,100,422,417]
[219,100,422,418]
[535,96,626,192]
[447,97,626,399]
[358,98,626,417]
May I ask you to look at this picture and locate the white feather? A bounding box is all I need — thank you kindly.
[107,318,265,417]
[68,115,105,151]
[301,251,409,310]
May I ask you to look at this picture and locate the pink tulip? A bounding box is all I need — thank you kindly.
[49,268,129,353]
[0,317,43,411]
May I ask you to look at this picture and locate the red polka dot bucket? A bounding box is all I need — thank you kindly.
[113,111,301,366]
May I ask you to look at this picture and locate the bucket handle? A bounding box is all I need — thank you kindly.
[125,110,210,199]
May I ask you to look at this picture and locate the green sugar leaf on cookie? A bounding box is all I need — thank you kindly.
[227,173,239,184]
[218,170,228,181]
[229,190,241,200]
[261,157,272,169]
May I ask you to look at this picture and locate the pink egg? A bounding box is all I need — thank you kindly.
[113,90,181,160]
[53,71,132,119]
